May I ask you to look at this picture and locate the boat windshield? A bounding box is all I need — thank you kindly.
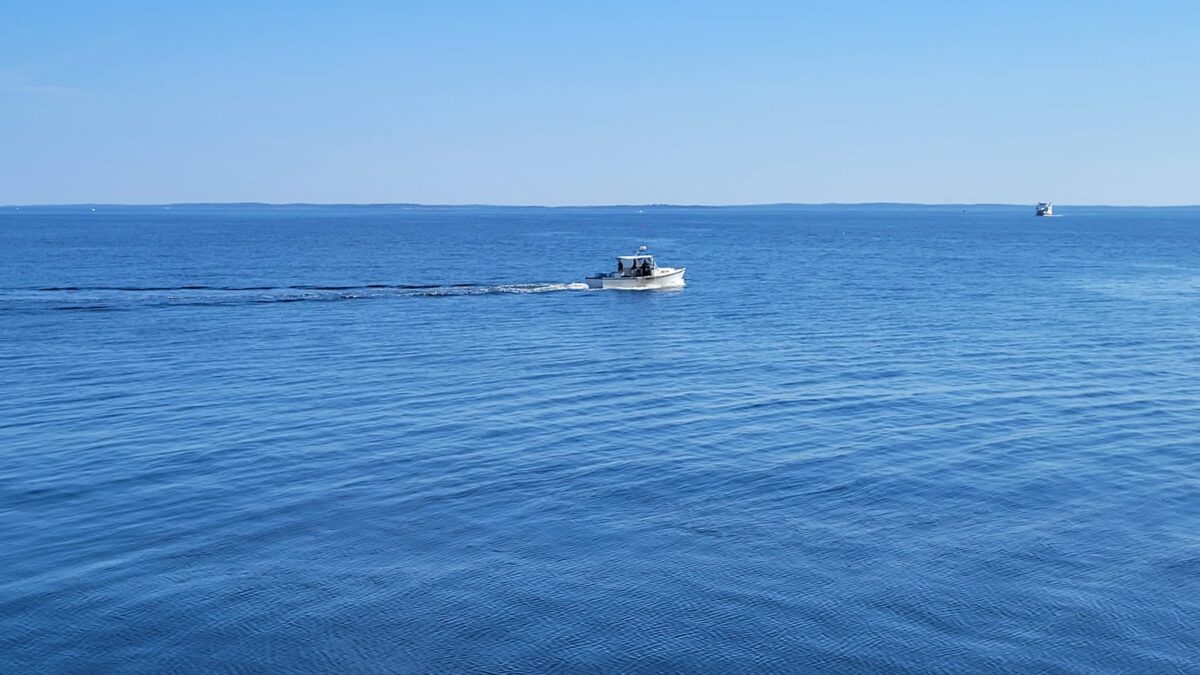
[617,255,655,277]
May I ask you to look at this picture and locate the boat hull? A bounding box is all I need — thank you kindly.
[586,267,685,290]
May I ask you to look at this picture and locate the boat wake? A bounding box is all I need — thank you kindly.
[4,282,592,313]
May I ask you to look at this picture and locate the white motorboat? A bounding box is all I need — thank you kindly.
[1035,202,1054,216]
[585,246,685,290]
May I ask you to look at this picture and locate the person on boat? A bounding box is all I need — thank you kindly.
[641,260,651,276]
[617,259,624,274]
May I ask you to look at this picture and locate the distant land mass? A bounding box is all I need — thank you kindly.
[5,202,1199,210]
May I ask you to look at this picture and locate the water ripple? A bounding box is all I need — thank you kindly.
[2,205,1199,672]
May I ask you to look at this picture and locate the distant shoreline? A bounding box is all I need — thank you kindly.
[5,202,1200,210]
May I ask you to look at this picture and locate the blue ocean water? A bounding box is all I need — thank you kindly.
[1,204,1198,673]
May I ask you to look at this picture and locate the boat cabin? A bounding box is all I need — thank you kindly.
[616,254,656,277]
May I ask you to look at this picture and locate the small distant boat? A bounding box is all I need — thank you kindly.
[1035,202,1054,217]
[585,246,685,290]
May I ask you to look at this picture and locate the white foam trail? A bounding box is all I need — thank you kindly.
[404,282,591,297]
[15,280,595,310]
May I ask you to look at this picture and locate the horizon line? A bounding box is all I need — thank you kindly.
[5,201,1200,209]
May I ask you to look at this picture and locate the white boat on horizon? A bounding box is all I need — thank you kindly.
[585,246,685,290]
[1035,202,1054,216]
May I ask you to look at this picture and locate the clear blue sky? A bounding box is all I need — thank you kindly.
[3,1,1197,205]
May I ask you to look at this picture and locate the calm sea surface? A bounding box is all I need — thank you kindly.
[1,204,1198,673]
